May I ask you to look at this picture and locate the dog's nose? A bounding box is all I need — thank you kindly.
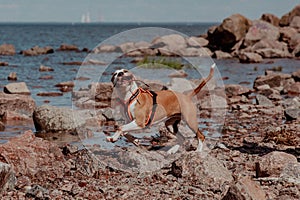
[118,72,124,77]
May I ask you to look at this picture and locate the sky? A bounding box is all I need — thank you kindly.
[0,0,298,23]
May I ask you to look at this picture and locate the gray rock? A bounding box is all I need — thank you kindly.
[33,105,105,133]
[4,82,31,95]
[0,92,35,117]
[244,20,280,47]
[93,44,120,53]
[57,43,79,51]
[290,16,300,30]
[7,72,17,81]
[21,46,54,56]
[256,94,274,107]
[225,84,251,97]
[260,13,280,26]
[151,34,187,54]
[222,176,266,200]
[256,48,290,58]
[254,74,282,89]
[279,27,298,44]
[284,108,300,121]
[259,151,298,177]
[279,5,300,26]
[239,52,263,63]
[186,36,209,47]
[213,50,233,59]
[0,162,16,193]
[280,162,300,184]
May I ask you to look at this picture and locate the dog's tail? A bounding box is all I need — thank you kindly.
[188,63,215,97]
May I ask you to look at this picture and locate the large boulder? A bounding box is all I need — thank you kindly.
[33,105,105,133]
[21,46,54,56]
[151,34,187,54]
[256,48,290,58]
[0,44,16,56]
[3,82,31,95]
[244,20,280,47]
[260,13,280,26]
[0,162,16,193]
[186,36,209,47]
[279,5,300,26]
[289,33,300,50]
[279,27,298,44]
[0,92,35,118]
[290,16,300,30]
[208,14,251,51]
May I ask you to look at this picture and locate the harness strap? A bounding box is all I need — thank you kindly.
[124,88,158,127]
[145,91,157,127]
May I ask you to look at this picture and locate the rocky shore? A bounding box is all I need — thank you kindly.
[0,4,299,200]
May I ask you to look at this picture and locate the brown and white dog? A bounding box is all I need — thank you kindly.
[107,64,215,152]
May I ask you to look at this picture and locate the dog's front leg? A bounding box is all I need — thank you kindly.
[106,120,142,142]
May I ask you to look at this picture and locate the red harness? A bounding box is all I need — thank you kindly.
[119,88,157,127]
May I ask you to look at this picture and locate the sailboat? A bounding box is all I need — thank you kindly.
[81,12,91,23]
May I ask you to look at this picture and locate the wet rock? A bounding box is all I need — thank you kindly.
[279,5,300,26]
[208,14,251,51]
[7,72,17,81]
[36,92,63,96]
[0,44,16,56]
[33,104,105,133]
[0,162,16,193]
[213,50,233,59]
[4,82,31,95]
[168,70,188,78]
[186,36,209,47]
[21,46,54,56]
[39,75,53,80]
[256,94,274,107]
[292,69,300,82]
[61,61,82,65]
[0,130,66,180]
[0,92,35,117]
[223,176,266,200]
[225,84,251,97]
[119,42,136,53]
[55,81,74,92]
[258,151,298,177]
[93,44,120,53]
[39,65,54,72]
[57,43,79,51]
[261,13,280,26]
[280,162,300,184]
[284,108,300,121]
[239,52,263,63]
[244,20,280,47]
[0,61,8,66]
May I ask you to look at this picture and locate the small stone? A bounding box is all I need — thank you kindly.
[39,65,54,72]
[7,72,17,81]
[284,108,300,121]
[256,94,274,107]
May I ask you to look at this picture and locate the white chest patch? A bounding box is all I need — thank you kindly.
[129,99,137,119]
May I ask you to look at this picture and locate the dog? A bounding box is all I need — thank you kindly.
[106,64,215,152]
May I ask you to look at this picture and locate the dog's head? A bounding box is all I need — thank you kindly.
[111,69,135,87]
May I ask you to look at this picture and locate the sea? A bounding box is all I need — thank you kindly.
[0,22,299,145]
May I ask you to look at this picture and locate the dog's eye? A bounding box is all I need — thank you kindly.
[123,69,128,73]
